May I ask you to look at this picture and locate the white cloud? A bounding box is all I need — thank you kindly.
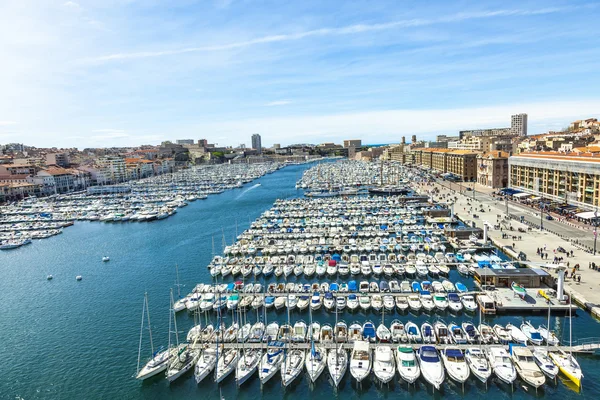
[90,6,576,62]
[0,120,17,126]
[63,1,81,10]
[265,100,292,106]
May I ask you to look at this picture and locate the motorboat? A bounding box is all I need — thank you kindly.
[237,323,251,342]
[419,291,435,312]
[335,295,346,311]
[383,295,395,312]
[335,321,348,342]
[395,345,420,384]
[320,324,333,343]
[292,320,307,342]
[327,347,347,387]
[434,321,452,344]
[447,293,463,313]
[194,348,217,383]
[235,348,261,386]
[405,321,422,343]
[323,292,335,311]
[390,320,407,343]
[511,281,527,299]
[362,321,376,342]
[371,294,383,312]
[510,345,545,389]
[465,347,491,383]
[277,324,292,342]
[395,296,409,312]
[281,349,306,387]
[259,348,284,384]
[310,292,322,310]
[538,325,559,346]
[421,322,436,344]
[350,341,371,382]
[548,350,583,388]
[359,294,371,311]
[407,294,422,312]
[521,322,544,345]
[432,293,448,311]
[297,295,310,311]
[478,324,497,344]
[376,323,391,342]
[441,347,470,384]
[347,294,359,311]
[373,345,396,383]
[486,346,517,385]
[249,321,265,342]
[417,346,445,390]
[506,323,528,345]
[532,349,559,380]
[305,345,327,382]
[348,322,362,342]
[492,324,511,344]
[309,322,321,343]
[449,323,467,344]
[462,322,480,344]
[461,295,477,312]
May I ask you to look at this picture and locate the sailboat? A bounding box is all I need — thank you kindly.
[305,299,326,382]
[135,293,171,380]
[172,265,187,312]
[281,348,306,386]
[549,295,583,388]
[166,289,200,382]
[328,300,347,387]
[533,301,558,380]
[235,307,260,386]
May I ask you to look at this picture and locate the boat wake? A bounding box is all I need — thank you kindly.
[236,183,261,199]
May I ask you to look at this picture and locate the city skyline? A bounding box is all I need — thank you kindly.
[2,1,600,148]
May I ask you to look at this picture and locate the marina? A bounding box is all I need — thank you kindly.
[1,161,597,400]
[0,163,281,249]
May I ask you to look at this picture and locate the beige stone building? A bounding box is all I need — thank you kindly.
[477,151,509,188]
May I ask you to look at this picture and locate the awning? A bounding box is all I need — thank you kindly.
[513,192,531,199]
[575,211,597,219]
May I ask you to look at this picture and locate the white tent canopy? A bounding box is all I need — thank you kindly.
[575,211,597,219]
[513,192,532,198]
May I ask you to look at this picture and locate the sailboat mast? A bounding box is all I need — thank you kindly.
[547,299,551,351]
[136,294,147,375]
[146,293,154,354]
[569,293,573,355]
[170,289,179,345]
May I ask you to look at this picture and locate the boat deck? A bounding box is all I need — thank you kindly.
[490,288,575,314]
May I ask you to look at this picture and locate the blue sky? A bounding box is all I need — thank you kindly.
[1,0,600,148]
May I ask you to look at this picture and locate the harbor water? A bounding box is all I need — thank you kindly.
[1,163,599,399]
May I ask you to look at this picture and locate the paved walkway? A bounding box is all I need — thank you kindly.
[414,180,600,318]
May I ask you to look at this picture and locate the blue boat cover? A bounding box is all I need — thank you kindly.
[420,346,439,362]
[348,281,357,291]
[448,293,460,301]
[445,349,464,358]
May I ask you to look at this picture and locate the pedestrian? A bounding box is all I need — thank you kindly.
[513,242,515,248]
[544,244,547,250]
[577,275,581,283]
[567,261,570,267]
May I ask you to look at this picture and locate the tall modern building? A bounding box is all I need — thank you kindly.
[251,134,262,153]
[511,113,528,136]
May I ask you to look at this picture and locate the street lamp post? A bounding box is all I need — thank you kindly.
[505,197,508,216]
[594,208,598,255]
[540,203,544,230]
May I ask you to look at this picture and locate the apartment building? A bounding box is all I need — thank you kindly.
[98,156,127,183]
[446,150,478,181]
[509,151,600,209]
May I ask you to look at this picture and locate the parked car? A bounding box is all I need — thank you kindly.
[545,215,554,220]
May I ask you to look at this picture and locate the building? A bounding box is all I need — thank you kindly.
[411,135,417,143]
[511,113,528,136]
[45,152,70,167]
[343,139,362,148]
[446,151,478,181]
[460,127,512,138]
[125,158,155,180]
[98,155,127,183]
[251,134,262,153]
[30,167,76,194]
[176,139,195,145]
[436,135,460,142]
[509,151,600,209]
[477,151,509,188]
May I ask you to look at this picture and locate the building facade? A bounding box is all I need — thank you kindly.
[343,139,362,148]
[509,152,600,209]
[511,113,528,136]
[477,151,509,188]
[251,134,262,153]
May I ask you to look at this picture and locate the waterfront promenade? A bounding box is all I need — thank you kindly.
[415,180,600,318]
